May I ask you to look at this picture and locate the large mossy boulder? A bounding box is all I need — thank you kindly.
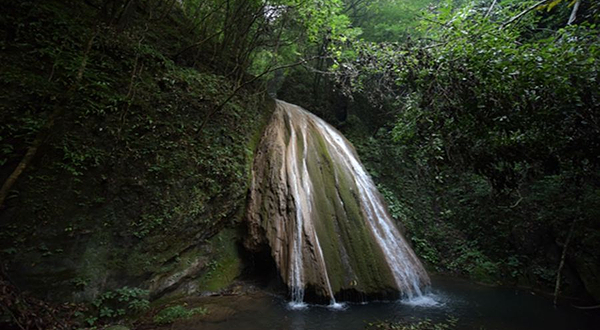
[244,101,429,303]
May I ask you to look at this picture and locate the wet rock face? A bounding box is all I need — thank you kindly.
[244,101,430,303]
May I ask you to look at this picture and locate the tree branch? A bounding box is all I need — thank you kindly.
[567,0,581,25]
[173,28,224,59]
[485,0,498,18]
[553,219,577,307]
[196,57,319,133]
[501,0,551,29]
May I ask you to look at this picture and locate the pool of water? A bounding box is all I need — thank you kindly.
[178,276,600,330]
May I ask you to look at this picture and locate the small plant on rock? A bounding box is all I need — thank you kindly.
[153,304,208,325]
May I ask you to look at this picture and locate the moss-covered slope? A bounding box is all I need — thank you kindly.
[0,0,273,302]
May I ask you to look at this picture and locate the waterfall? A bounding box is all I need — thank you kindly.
[245,100,430,306]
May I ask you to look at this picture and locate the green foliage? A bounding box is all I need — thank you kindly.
[328,0,600,295]
[450,242,499,282]
[354,0,434,42]
[153,304,207,325]
[86,287,149,326]
[0,0,272,310]
[177,0,360,85]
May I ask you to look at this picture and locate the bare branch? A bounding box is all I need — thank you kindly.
[485,0,498,18]
[197,56,320,133]
[554,219,577,306]
[567,0,581,25]
[173,28,224,58]
[501,0,551,29]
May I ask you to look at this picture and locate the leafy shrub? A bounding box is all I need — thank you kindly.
[85,287,149,326]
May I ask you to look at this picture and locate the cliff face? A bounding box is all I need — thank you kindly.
[245,101,429,303]
[0,0,273,302]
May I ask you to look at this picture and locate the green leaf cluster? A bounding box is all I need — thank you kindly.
[85,287,149,326]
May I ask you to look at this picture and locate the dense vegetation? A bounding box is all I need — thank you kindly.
[0,0,598,328]
[281,0,600,303]
[0,0,278,328]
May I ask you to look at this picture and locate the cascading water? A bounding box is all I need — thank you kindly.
[244,100,430,307]
[286,112,338,308]
[314,115,425,299]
